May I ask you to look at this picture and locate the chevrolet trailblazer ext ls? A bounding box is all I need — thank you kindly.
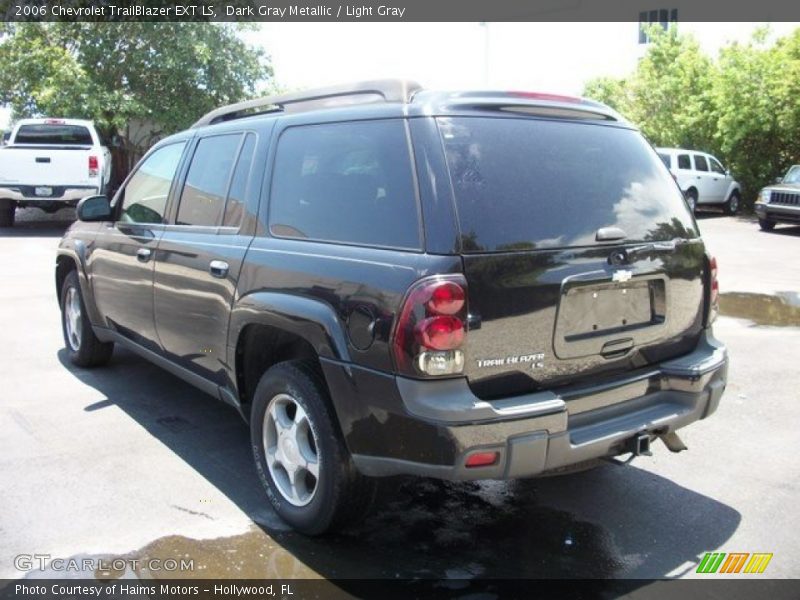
[56,81,728,534]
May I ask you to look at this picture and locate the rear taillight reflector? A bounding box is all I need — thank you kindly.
[392,276,468,377]
[465,451,499,468]
[415,316,464,350]
[427,281,465,315]
[708,255,719,325]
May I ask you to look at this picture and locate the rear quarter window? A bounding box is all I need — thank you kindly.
[269,120,421,250]
[15,124,93,145]
[439,117,697,252]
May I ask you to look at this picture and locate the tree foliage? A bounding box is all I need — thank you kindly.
[0,23,272,181]
[584,25,800,208]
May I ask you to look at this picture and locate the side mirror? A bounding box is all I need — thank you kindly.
[774,176,783,184]
[76,195,112,222]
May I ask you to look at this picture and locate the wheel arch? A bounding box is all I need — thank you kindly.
[56,245,104,326]
[228,292,351,419]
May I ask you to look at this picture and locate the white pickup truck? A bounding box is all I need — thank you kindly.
[0,118,112,227]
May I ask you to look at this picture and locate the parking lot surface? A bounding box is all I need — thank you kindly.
[1,209,798,580]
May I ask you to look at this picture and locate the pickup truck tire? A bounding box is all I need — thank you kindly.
[0,199,15,227]
[250,360,376,535]
[724,191,740,215]
[60,271,114,367]
[759,218,776,231]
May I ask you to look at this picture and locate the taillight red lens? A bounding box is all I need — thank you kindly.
[710,256,719,301]
[415,316,464,350]
[427,281,465,315]
[465,451,499,468]
[707,255,719,325]
[88,156,99,170]
[392,276,468,376]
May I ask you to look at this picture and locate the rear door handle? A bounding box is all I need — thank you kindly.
[209,260,229,278]
[136,248,151,262]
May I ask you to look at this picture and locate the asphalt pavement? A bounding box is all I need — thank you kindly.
[0,208,798,581]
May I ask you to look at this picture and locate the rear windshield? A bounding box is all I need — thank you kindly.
[14,124,93,145]
[439,117,697,252]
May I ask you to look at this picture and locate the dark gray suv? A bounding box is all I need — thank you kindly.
[56,80,728,534]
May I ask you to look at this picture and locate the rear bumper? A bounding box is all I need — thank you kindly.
[322,329,727,481]
[0,185,98,205]
[755,201,800,224]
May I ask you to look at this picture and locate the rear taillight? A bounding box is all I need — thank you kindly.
[392,276,468,377]
[88,155,99,178]
[707,255,719,325]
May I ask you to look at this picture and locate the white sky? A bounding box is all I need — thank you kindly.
[1,22,797,129]
[252,22,799,93]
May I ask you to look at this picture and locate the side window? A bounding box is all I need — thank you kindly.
[677,154,691,170]
[693,154,709,172]
[120,142,186,224]
[709,157,726,174]
[176,134,241,226]
[223,133,256,228]
[269,120,420,249]
[657,153,671,168]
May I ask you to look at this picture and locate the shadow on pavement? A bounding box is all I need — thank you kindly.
[57,346,741,582]
[0,221,72,238]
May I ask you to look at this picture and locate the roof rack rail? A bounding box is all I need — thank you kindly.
[192,79,423,128]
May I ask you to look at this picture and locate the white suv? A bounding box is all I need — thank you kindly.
[657,148,741,214]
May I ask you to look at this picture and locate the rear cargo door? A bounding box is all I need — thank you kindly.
[438,116,706,399]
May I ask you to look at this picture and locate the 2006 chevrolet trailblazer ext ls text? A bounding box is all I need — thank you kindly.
[56,81,728,534]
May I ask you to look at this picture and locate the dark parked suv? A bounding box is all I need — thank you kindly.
[57,80,728,534]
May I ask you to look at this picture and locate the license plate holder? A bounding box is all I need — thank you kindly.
[34,186,53,197]
[562,281,653,341]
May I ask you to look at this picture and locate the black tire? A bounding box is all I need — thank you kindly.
[724,191,741,215]
[685,189,698,213]
[759,218,776,231]
[250,360,376,535]
[60,270,114,367]
[0,199,15,227]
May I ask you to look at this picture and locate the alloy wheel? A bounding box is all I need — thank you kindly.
[263,393,320,506]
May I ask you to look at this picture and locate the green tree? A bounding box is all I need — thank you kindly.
[584,24,800,208]
[0,22,272,183]
[712,28,800,199]
[585,26,716,151]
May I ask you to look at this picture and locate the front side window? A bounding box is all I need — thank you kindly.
[269,120,420,249]
[176,134,242,226]
[223,134,256,228]
[784,166,800,184]
[694,155,709,172]
[657,153,671,168]
[120,142,186,224]
[709,157,726,174]
[677,154,691,170]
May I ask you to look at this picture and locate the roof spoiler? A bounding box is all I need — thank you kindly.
[192,79,423,128]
